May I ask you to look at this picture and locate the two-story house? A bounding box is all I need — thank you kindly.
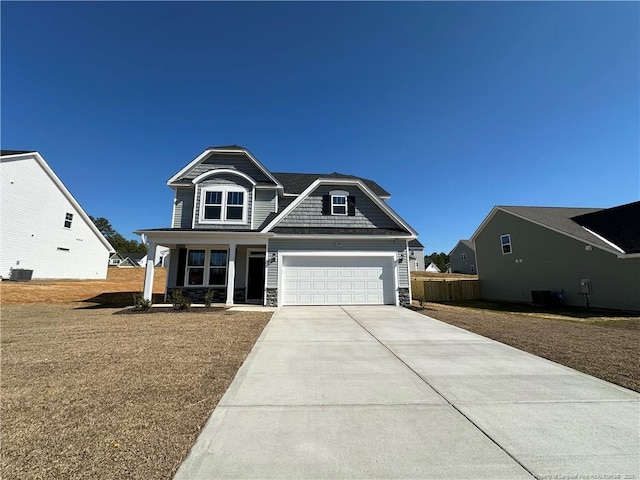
[135,146,418,307]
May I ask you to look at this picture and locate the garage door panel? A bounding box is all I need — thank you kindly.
[282,256,394,306]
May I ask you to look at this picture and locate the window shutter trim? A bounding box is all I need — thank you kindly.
[347,196,356,216]
[322,195,331,215]
[176,248,187,286]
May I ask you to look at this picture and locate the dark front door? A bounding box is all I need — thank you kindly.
[246,255,266,302]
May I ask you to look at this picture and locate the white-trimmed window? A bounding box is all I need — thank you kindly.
[200,187,247,223]
[64,212,73,228]
[331,194,347,215]
[460,253,467,260]
[500,234,512,255]
[186,249,228,286]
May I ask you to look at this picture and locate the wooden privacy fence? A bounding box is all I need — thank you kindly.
[411,279,480,302]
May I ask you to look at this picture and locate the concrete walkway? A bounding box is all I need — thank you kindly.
[174,306,639,479]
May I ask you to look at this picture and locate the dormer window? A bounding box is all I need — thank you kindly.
[200,187,247,223]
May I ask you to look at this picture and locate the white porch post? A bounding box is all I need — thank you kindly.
[143,243,157,301]
[226,243,236,306]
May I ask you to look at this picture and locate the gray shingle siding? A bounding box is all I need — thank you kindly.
[172,187,195,229]
[266,238,409,289]
[476,210,640,311]
[176,153,273,184]
[277,185,399,229]
[193,175,254,230]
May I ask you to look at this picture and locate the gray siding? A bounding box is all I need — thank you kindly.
[234,245,248,289]
[167,248,180,287]
[267,238,409,289]
[450,242,477,274]
[172,187,195,228]
[409,247,425,272]
[253,189,277,229]
[476,210,640,311]
[178,153,273,184]
[193,175,254,230]
[278,185,399,229]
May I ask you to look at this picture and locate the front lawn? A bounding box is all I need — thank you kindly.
[1,303,271,479]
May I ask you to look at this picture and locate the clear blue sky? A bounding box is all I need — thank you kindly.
[2,1,638,254]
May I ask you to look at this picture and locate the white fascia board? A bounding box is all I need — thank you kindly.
[471,207,621,256]
[133,229,272,247]
[618,253,640,259]
[167,147,283,188]
[191,168,257,185]
[1,152,115,253]
[582,227,625,254]
[261,178,418,236]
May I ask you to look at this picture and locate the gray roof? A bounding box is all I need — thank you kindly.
[497,205,616,252]
[272,172,390,197]
[408,239,424,248]
[571,201,640,254]
[1,150,35,156]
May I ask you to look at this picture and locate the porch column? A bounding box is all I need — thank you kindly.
[226,243,236,306]
[143,243,157,301]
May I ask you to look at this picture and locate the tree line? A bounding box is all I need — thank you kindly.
[90,217,147,254]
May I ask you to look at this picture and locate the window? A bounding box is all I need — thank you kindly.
[460,253,467,260]
[500,234,512,254]
[470,265,476,273]
[331,195,347,215]
[200,188,247,223]
[203,191,222,220]
[64,213,73,228]
[186,249,228,286]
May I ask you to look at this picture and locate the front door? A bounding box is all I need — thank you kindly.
[246,253,266,302]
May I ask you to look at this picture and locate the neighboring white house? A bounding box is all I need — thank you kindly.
[425,257,442,273]
[0,150,114,279]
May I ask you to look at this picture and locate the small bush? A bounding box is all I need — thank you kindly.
[169,289,191,310]
[203,290,215,308]
[132,293,152,312]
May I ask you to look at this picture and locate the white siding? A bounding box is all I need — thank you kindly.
[1,155,111,279]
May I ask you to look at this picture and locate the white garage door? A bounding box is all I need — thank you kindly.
[282,256,395,306]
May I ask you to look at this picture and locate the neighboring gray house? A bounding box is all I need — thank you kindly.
[135,145,418,306]
[448,240,477,274]
[408,239,425,271]
[471,202,640,311]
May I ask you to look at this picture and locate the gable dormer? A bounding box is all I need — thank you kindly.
[168,146,282,230]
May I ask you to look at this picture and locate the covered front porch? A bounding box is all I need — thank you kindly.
[136,230,271,306]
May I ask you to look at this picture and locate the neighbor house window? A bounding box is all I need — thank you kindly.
[64,213,73,228]
[470,265,476,273]
[331,195,347,215]
[200,188,247,223]
[500,234,512,254]
[460,253,467,260]
[186,249,228,286]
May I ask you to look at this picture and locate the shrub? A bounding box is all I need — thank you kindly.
[203,289,215,308]
[169,289,191,310]
[132,293,152,312]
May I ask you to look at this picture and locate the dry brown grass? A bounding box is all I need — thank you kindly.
[1,303,271,479]
[414,301,640,392]
[0,268,167,305]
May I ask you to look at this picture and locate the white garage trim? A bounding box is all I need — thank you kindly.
[277,251,399,306]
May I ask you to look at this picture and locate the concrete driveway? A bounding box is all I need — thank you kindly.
[174,306,639,479]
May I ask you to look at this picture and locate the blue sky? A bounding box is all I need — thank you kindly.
[2,1,638,254]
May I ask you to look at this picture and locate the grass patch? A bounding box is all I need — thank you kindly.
[413,301,640,392]
[1,303,271,479]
